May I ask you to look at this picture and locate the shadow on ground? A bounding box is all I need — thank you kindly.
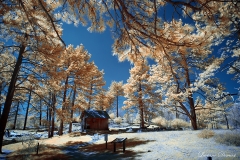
[5,138,154,160]
[63,138,154,160]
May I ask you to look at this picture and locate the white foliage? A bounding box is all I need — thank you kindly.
[109,113,115,120]
[171,119,189,129]
[152,116,167,127]
[114,117,122,124]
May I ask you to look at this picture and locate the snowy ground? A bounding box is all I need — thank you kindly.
[93,129,240,160]
[1,126,240,160]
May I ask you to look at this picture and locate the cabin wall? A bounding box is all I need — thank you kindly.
[85,118,108,130]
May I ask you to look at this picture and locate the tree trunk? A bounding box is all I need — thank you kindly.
[116,96,118,117]
[189,103,198,130]
[190,115,198,130]
[51,107,55,137]
[23,89,32,130]
[69,85,77,133]
[13,102,20,130]
[138,83,144,129]
[39,99,42,126]
[88,81,93,110]
[47,102,49,122]
[47,92,51,122]
[51,93,56,137]
[222,105,229,129]
[48,102,52,138]
[0,83,2,117]
[48,93,52,138]
[224,113,229,129]
[174,106,179,119]
[140,107,144,128]
[182,55,198,130]
[59,75,69,136]
[0,44,25,153]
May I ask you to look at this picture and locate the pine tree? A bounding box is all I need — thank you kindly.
[0,1,63,151]
[123,58,154,128]
[108,81,124,117]
[84,66,105,110]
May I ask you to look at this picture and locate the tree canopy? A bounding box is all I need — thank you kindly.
[0,0,239,153]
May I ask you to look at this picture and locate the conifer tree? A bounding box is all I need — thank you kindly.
[0,1,63,151]
[123,58,154,128]
[84,66,105,110]
[108,81,124,117]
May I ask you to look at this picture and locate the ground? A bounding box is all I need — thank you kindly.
[1,129,240,160]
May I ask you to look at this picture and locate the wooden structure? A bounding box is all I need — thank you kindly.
[81,110,110,130]
[111,138,127,152]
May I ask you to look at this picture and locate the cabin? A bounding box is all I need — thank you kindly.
[81,110,110,131]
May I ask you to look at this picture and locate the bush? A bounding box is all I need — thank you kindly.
[152,116,167,128]
[72,117,80,123]
[69,132,81,137]
[197,121,207,129]
[171,118,189,129]
[6,123,14,129]
[114,117,122,124]
[41,119,49,126]
[109,113,115,120]
[198,129,215,139]
[215,131,240,146]
[34,123,40,129]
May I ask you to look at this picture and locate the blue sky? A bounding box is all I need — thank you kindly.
[62,23,239,110]
[62,23,131,89]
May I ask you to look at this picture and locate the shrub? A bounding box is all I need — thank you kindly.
[215,131,240,146]
[6,123,14,129]
[197,121,207,129]
[16,119,24,129]
[72,117,80,123]
[29,116,39,128]
[41,119,49,126]
[109,113,115,120]
[114,117,122,124]
[198,129,215,139]
[69,132,81,137]
[171,118,189,129]
[34,123,40,129]
[133,114,140,124]
[152,116,167,128]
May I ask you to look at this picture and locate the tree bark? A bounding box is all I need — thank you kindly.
[189,98,198,130]
[116,96,119,117]
[69,85,77,133]
[51,93,56,137]
[88,79,93,110]
[23,89,32,130]
[224,112,229,129]
[0,82,2,117]
[50,107,55,137]
[175,106,179,119]
[13,101,20,130]
[47,102,49,122]
[48,99,52,138]
[0,44,25,153]
[138,83,144,129]
[39,99,42,126]
[190,115,198,130]
[182,55,198,130]
[59,75,69,136]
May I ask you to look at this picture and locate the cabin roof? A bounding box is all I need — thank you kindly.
[82,110,110,119]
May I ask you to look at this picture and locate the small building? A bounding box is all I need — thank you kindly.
[81,110,110,131]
